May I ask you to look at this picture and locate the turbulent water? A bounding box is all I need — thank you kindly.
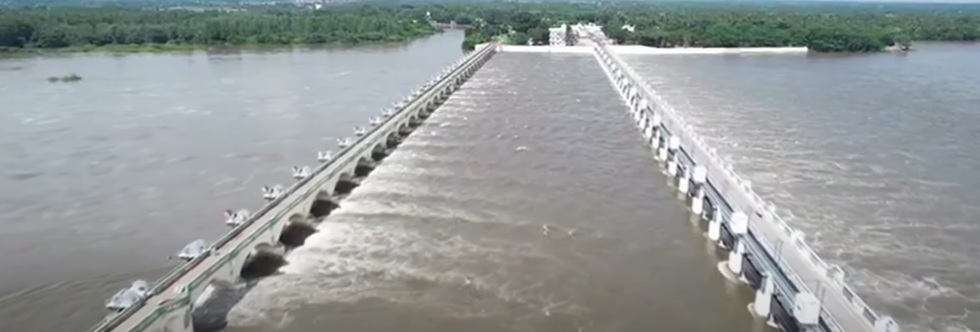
[624,42,980,332]
[223,53,769,332]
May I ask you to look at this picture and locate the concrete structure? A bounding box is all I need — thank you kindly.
[85,34,896,332]
[548,24,568,46]
[497,45,592,54]
[570,23,603,40]
[611,45,809,55]
[499,44,808,56]
[588,37,899,332]
[86,43,497,332]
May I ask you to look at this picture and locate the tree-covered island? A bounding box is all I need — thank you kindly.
[1,1,978,54]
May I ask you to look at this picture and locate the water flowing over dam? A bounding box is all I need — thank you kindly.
[6,29,943,332]
[223,51,767,332]
[621,42,980,332]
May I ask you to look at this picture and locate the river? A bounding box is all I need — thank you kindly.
[624,42,980,332]
[222,51,765,332]
[0,31,766,332]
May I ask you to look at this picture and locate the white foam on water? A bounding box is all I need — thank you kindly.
[229,66,572,328]
[231,191,565,325]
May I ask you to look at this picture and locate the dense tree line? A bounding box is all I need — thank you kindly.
[390,1,980,52]
[0,5,438,52]
[2,1,978,53]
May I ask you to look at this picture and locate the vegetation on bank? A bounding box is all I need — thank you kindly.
[418,1,980,52]
[1,2,978,54]
[0,5,440,53]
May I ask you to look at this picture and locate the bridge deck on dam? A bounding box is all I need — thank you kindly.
[222,52,770,331]
[94,45,493,332]
[591,39,896,332]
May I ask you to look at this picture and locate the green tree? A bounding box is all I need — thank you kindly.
[0,5,441,53]
[425,1,980,53]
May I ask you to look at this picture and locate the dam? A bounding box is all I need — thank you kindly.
[586,36,898,332]
[86,43,495,332]
[83,34,898,332]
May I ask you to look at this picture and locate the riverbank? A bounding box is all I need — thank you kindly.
[0,36,440,57]
[0,43,198,55]
[0,5,440,56]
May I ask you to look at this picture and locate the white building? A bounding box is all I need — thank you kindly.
[548,24,568,46]
[570,23,604,38]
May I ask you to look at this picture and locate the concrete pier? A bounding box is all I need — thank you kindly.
[589,38,899,332]
[86,43,498,332]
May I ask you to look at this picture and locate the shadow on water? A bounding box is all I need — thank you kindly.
[196,192,339,329]
[240,250,288,281]
[198,222,320,332]
[279,223,318,248]
[193,281,260,332]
